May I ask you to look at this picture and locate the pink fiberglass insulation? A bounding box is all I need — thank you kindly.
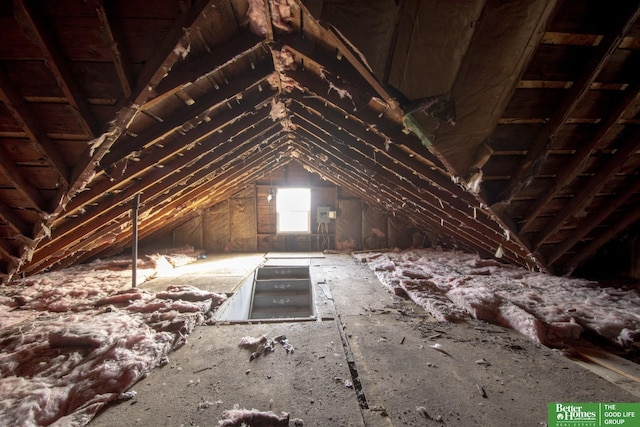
[355,249,640,349]
[0,251,226,426]
[218,406,290,427]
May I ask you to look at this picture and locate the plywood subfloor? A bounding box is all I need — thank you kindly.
[90,254,639,427]
[140,253,265,294]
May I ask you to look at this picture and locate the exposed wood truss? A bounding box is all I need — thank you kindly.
[0,0,639,281]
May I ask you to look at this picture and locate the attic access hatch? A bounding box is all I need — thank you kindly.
[215,264,315,322]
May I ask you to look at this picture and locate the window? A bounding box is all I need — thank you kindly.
[276,188,311,233]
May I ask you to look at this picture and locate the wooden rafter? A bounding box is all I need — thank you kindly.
[94,0,134,99]
[0,66,70,195]
[0,144,47,213]
[66,0,214,201]
[495,4,640,205]
[295,132,519,264]
[59,88,276,220]
[153,33,265,98]
[287,91,472,205]
[531,128,640,249]
[129,0,214,106]
[43,142,285,265]
[547,174,640,266]
[519,80,640,234]
[14,0,100,138]
[286,86,535,264]
[0,200,31,239]
[286,68,445,173]
[289,110,530,266]
[100,62,274,167]
[292,141,500,261]
[61,152,292,269]
[563,204,640,274]
[50,117,279,257]
[29,122,281,271]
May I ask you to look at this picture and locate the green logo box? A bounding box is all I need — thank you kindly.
[549,403,640,427]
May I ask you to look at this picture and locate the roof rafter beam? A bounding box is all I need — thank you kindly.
[59,152,292,269]
[101,61,275,167]
[29,124,282,270]
[287,90,473,204]
[14,0,100,137]
[519,80,640,233]
[290,114,529,266]
[93,0,134,99]
[47,141,290,270]
[496,3,640,205]
[287,95,534,265]
[128,0,214,106]
[293,143,498,260]
[66,0,215,200]
[546,173,640,266]
[59,88,276,219]
[296,134,521,264]
[284,66,435,163]
[154,33,265,98]
[531,127,640,249]
[0,67,70,195]
[0,144,47,213]
[562,203,640,275]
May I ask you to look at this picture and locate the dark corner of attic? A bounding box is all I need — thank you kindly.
[1,0,640,426]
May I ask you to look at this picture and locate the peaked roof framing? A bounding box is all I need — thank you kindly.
[1,0,639,282]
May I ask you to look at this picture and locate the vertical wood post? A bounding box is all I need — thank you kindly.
[132,194,141,288]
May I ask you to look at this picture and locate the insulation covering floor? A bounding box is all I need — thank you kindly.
[1,250,638,426]
[91,253,637,427]
[353,249,640,350]
[0,248,228,427]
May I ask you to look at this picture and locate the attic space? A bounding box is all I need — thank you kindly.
[1,0,640,426]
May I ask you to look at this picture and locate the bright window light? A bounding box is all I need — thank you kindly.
[276,188,311,233]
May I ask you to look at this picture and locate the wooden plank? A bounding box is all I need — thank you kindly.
[96,145,290,257]
[290,115,530,266]
[532,128,640,249]
[32,123,282,267]
[0,66,70,192]
[65,0,213,206]
[153,32,264,97]
[520,80,640,234]
[95,0,134,98]
[572,357,640,398]
[289,95,507,238]
[563,200,640,273]
[547,175,640,265]
[574,345,640,385]
[14,0,101,137]
[0,141,46,212]
[100,61,274,167]
[293,146,487,258]
[128,0,213,106]
[61,86,276,219]
[67,154,291,267]
[497,4,640,205]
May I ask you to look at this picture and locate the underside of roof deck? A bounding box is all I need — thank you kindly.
[0,0,639,282]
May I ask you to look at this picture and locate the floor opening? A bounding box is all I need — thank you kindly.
[215,263,315,322]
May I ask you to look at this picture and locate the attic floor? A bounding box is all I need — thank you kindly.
[89,254,638,426]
